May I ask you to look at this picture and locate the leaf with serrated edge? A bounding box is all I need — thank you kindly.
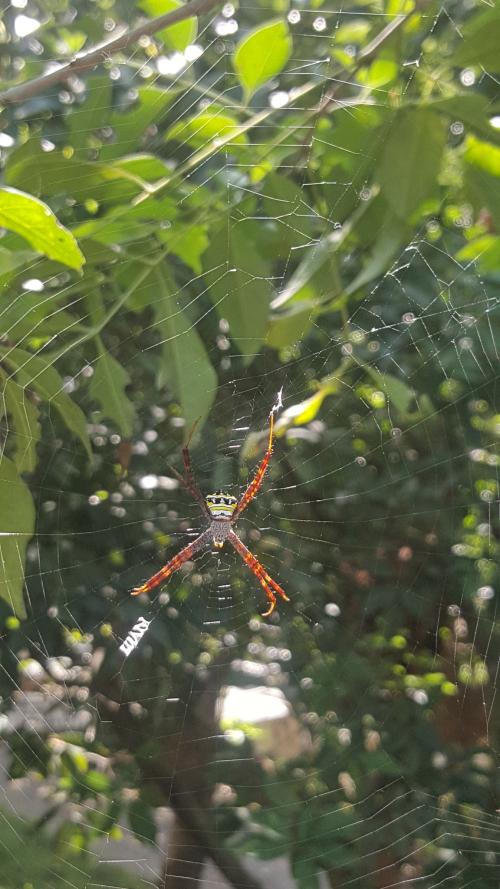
[0,455,35,618]
[0,187,84,270]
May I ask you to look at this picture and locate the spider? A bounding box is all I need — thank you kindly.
[131,405,289,617]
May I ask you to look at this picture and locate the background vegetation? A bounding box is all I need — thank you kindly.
[0,0,498,887]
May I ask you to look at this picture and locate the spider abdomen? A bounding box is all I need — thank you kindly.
[211,516,234,548]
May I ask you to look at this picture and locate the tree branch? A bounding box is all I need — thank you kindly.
[0,0,221,107]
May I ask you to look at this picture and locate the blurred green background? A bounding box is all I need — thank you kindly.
[0,1,498,887]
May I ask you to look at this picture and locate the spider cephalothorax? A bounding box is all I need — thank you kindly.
[131,402,289,617]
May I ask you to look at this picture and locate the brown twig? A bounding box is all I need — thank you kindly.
[0,0,221,107]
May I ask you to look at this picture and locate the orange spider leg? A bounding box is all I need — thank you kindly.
[131,529,211,596]
[233,410,275,521]
[228,530,289,617]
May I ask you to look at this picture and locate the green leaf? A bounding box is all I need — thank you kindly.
[203,224,271,364]
[366,369,415,413]
[1,376,41,474]
[234,19,292,102]
[276,367,350,433]
[281,388,334,427]
[358,57,398,88]
[100,87,179,161]
[463,140,500,228]
[262,174,315,252]
[346,210,407,295]
[314,105,386,174]
[464,135,500,177]
[0,187,84,270]
[451,6,500,72]
[83,770,111,793]
[5,142,148,207]
[89,346,135,438]
[0,289,77,342]
[153,267,217,433]
[167,110,248,148]
[114,154,170,183]
[272,224,350,309]
[0,246,36,289]
[428,94,500,145]
[0,348,92,459]
[267,305,314,349]
[67,72,112,152]
[0,455,35,619]
[139,0,197,51]
[377,109,446,219]
[159,223,209,274]
[456,235,500,272]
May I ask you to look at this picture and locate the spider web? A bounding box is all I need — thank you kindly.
[0,3,499,889]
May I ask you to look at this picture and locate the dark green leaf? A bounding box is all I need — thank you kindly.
[99,87,179,161]
[346,210,407,295]
[203,224,271,364]
[273,224,350,309]
[67,72,112,152]
[428,94,500,144]
[262,174,315,252]
[0,455,35,618]
[377,109,446,218]
[0,288,78,342]
[267,305,314,349]
[5,142,147,206]
[1,348,92,459]
[451,7,500,72]
[1,376,41,474]
[153,266,217,433]
[89,346,135,437]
